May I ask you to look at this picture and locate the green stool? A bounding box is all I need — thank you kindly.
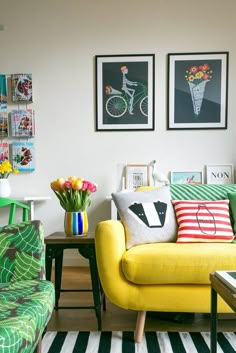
[0,197,30,224]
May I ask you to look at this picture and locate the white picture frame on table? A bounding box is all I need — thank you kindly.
[126,164,150,190]
[170,171,203,184]
[206,164,234,184]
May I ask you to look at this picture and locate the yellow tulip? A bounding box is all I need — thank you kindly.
[68,176,77,183]
[51,178,65,191]
[72,178,83,190]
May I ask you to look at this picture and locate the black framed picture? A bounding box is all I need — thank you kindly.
[95,54,155,131]
[167,52,229,130]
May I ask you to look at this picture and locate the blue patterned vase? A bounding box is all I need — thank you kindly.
[64,211,88,236]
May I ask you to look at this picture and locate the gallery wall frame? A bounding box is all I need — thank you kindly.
[167,52,229,130]
[206,164,234,184]
[126,164,150,190]
[170,171,203,184]
[95,54,155,131]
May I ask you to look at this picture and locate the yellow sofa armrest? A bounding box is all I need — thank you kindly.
[95,220,137,309]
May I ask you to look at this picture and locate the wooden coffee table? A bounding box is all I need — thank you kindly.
[210,272,236,353]
[44,231,105,330]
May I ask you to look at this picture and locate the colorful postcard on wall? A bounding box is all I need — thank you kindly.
[168,52,228,130]
[170,171,203,184]
[11,141,35,172]
[0,74,7,105]
[0,141,9,162]
[11,73,33,102]
[95,54,155,131]
[0,111,8,138]
[11,109,35,137]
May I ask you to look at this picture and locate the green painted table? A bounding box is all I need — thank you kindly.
[44,231,105,330]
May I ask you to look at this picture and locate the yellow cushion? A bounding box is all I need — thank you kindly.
[135,186,159,192]
[122,242,236,285]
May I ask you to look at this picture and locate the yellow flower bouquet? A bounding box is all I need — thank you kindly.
[0,160,19,179]
[50,176,97,212]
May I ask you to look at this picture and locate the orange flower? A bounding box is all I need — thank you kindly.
[188,75,195,82]
[189,66,198,73]
[195,71,204,79]
[203,73,210,80]
[199,64,210,71]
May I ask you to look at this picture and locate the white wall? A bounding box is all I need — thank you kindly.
[1,0,236,263]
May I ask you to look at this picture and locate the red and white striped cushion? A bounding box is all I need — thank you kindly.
[172,200,234,243]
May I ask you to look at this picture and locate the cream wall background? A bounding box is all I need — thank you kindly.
[1,0,235,264]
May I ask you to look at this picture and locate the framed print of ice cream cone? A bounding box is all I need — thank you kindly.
[167,52,228,130]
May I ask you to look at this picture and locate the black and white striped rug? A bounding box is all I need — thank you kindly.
[42,331,236,353]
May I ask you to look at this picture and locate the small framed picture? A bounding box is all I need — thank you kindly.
[206,164,234,184]
[126,164,150,190]
[170,171,203,184]
[167,52,228,130]
[95,54,155,131]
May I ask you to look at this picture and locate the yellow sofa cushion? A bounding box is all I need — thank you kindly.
[122,242,236,285]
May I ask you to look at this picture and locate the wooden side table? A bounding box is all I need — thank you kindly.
[44,231,105,330]
[210,272,236,353]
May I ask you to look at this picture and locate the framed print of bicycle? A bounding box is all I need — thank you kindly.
[167,52,229,130]
[95,54,155,131]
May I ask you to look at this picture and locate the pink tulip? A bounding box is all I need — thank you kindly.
[64,180,72,189]
[87,182,97,193]
[82,180,89,191]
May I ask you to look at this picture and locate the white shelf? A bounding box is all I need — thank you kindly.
[13,196,51,220]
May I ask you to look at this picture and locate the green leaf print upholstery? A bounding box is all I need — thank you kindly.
[0,220,55,353]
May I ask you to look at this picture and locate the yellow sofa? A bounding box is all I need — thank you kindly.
[95,184,236,342]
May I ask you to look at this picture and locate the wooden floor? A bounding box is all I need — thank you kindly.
[47,267,236,332]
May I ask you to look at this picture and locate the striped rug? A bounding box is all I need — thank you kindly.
[42,331,236,353]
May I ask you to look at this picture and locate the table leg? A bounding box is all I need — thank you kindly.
[45,245,53,281]
[54,248,64,310]
[210,286,217,353]
[29,200,35,220]
[79,245,103,330]
[89,253,102,330]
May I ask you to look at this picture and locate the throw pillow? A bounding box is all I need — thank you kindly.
[172,200,234,243]
[112,186,177,249]
[227,192,236,234]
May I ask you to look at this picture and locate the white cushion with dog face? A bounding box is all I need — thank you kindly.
[112,187,177,249]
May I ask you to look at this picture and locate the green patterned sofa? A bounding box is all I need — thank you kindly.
[0,220,55,353]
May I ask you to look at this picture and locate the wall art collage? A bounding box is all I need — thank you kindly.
[0,73,35,172]
[95,52,228,131]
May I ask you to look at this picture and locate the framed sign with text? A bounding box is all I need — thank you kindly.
[126,164,150,190]
[206,164,234,184]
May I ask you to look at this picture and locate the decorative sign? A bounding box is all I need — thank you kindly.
[206,164,234,184]
[126,164,150,190]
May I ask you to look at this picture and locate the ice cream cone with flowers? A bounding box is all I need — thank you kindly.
[185,64,212,117]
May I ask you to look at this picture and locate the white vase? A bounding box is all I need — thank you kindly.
[0,179,11,197]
